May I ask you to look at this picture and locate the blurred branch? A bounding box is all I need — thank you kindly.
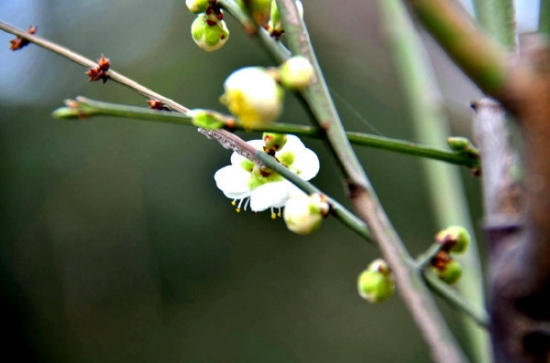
[380,0,491,361]
[275,1,468,362]
[53,97,479,169]
[540,0,550,35]
[472,0,517,49]
[404,0,509,95]
[406,0,550,359]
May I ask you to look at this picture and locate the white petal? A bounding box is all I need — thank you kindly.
[214,166,251,194]
[230,140,264,166]
[222,190,251,200]
[285,181,308,199]
[292,148,320,181]
[246,139,265,150]
[249,182,289,211]
[279,134,305,153]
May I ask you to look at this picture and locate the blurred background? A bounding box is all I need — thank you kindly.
[0,0,540,362]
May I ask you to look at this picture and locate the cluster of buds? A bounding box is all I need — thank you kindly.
[187,0,230,52]
[357,259,395,303]
[429,226,472,285]
[86,55,110,83]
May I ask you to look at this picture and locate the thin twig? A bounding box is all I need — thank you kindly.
[53,97,479,169]
[0,20,189,114]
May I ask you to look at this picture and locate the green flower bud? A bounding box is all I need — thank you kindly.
[283,193,329,235]
[436,226,471,254]
[279,56,314,90]
[190,109,226,129]
[263,132,288,152]
[432,259,463,285]
[447,137,479,157]
[220,67,284,128]
[185,0,209,14]
[191,14,230,52]
[242,0,271,25]
[266,0,304,37]
[357,259,395,303]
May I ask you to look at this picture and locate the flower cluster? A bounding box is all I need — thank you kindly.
[186,0,304,51]
[429,226,472,285]
[214,134,319,219]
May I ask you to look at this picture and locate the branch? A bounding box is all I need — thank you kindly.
[53,97,479,169]
[472,0,517,49]
[379,0,490,361]
[405,0,509,95]
[0,20,190,114]
[275,1,468,361]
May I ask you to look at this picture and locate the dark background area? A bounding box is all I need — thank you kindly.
[0,1,497,362]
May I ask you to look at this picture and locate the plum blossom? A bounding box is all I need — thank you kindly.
[214,135,319,218]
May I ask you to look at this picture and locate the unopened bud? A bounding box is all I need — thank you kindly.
[436,226,471,254]
[190,109,226,129]
[185,0,209,14]
[266,0,304,37]
[220,67,284,128]
[279,56,314,90]
[191,14,230,52]
[242,0,272,25]
[357,259,395,303]
[283,193,329,235]
[432,258,463,285]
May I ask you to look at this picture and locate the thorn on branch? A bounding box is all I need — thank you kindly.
[9,25,36,51]
[86,54,110,83]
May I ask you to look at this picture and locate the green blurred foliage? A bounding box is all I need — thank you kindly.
[0,1,483,362]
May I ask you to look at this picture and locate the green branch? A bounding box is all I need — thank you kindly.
[380,0,491,361]
[53,97,479,169]
[405,0,509,95]
[423,270,490,329]
[541,0,550,35]
[473,0,517,49]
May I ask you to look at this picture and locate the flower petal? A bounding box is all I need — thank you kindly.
[250,182,289,211]
[279,134,305,153]
[214,165,250,194]
[230,140,264,166]
[292,148,320,181]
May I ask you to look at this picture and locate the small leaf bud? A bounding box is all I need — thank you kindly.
[447,136,479,157]
[185,0,209,14]
[191,14,230,52]
[436,226,471,254]
[279,56,314,90]
[220,67,284,128]
[283,193,329,235]
[357,259,395,303]
[432,258,463,285]
[263,132,288,152]
[190,109,226,129]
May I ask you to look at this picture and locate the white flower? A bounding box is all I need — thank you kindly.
[214,135,319,217]
[279,56,314,90]
[220,67,284,128]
